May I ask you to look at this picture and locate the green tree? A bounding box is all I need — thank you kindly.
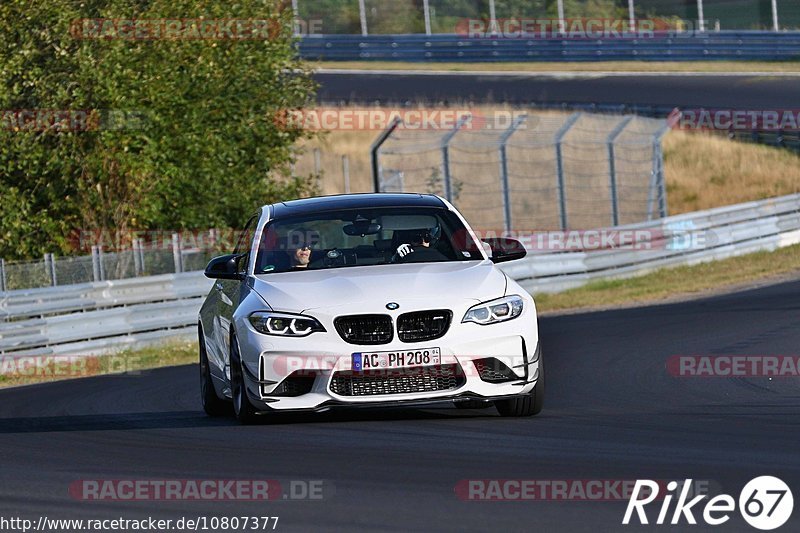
[0,0,317,260]
[297,0,363,34]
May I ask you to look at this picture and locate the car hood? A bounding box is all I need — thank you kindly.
[251,261,507,314]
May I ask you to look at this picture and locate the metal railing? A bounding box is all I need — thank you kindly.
[501,193,800,293]
[300,31,800,62]
[0,233,220,292]
[372,111,669,231]
[293,1,800,35]
[0,271,213,356]
[1,193,799,357]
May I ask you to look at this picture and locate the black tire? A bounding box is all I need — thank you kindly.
[199,326,230,417]
[230,333,260,425]
[495,350,544,417]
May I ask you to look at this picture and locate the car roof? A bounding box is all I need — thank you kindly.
[267,193,447,219]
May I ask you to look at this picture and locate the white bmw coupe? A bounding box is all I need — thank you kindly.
[198,193,543,423]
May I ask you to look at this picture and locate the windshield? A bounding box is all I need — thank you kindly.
[255,207,483,274]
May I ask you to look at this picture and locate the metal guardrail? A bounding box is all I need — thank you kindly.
[0,272,213,356]
[1,193,799,357]
[300,31,800,62]
[500,193,800,293]
[0,271,212,322]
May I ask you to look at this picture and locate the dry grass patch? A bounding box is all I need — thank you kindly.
[295,131,376,194]
[664,131,800,214]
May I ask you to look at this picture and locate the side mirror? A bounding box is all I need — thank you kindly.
[482,238,527,264]
[204,254,243,280]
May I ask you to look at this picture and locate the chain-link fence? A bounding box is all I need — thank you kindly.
[293,149,357,196]
[294,0,800,34]
[0,234,223,292]
[636,0,800,30]
[372,111,669,231]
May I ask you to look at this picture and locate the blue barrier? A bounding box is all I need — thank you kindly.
[300,31,800,62]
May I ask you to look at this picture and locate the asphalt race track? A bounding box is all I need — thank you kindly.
[314,71,800,109]
[1,278,799,532]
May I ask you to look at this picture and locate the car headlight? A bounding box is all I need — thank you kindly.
[462,295,524,325]
[248,312,326,337]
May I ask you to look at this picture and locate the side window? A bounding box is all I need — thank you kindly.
[233,215,258,274]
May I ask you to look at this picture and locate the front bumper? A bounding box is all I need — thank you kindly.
[245,391,535,415]
[236,312,540,412]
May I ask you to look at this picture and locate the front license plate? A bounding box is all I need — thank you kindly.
[352,348,441,371]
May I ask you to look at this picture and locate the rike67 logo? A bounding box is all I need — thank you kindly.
[623,477,793,530]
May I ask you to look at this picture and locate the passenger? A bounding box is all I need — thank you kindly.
[395,228,448,263]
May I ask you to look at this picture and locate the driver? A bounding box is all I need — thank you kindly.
[289,242,312,268]
[286,227,320,269]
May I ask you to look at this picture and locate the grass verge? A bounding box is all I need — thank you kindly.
[535,242,800,313]
[664,132,800,213]
[0,339,197,389]
[313,61,800,74]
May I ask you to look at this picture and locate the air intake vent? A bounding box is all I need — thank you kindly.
[397,310,452,342]
[473,358,519,383]
[265,371,316,397]
[330,364,465,396]
[334,314,394,345]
